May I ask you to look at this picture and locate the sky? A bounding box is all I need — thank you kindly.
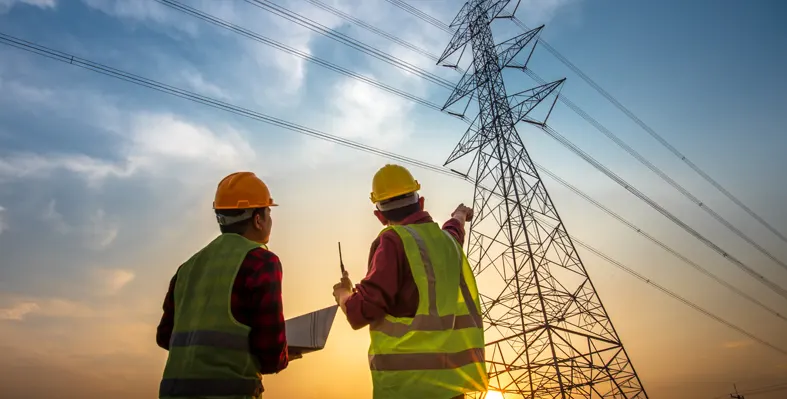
[0,0,786,398]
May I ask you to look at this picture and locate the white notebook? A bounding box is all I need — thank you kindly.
[285,304,339,354]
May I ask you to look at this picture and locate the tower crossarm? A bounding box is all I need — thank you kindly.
[496,25,543,69]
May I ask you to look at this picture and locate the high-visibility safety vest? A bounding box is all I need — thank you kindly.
[159,233,267,399]
[368,222,488,399]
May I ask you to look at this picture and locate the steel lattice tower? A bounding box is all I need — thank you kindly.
[437,1,648,398]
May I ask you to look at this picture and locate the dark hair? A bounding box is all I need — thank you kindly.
[379,193,420,222]
[215,208,266,234]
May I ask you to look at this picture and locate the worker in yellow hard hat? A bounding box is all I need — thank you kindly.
[332,164,488,399]
[156,171,300,399]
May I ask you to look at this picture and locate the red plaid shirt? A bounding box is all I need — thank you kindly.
[156,246,289,375]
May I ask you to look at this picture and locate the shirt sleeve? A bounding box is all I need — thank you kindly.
[243,249,289,374]
[156,271,178,350]
[442,217,466,245]
[343,233,403,330]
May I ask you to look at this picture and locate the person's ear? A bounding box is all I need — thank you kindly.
[374,209,388,226]
[418,196,425,211]
[253,211,264,231]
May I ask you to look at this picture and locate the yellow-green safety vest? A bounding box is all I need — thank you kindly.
[160,233,268,399]
[368,222,488,399]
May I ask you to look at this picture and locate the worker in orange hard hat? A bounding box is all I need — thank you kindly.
[156,171,300,399]
[332,164,488,399]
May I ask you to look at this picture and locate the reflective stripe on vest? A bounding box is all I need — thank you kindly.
[370,347,485,371]
[159,378,262,397]
[169,330,250,352]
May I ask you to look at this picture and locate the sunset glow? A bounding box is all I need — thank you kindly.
[485,390,505,399]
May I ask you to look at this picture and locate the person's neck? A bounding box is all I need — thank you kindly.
[240,233,265,245]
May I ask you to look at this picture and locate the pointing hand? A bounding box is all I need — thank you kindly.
[452,203,474,223]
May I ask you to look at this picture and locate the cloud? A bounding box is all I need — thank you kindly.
[128,113,256,172]
[181,70,232,100]
[0,205,7,234]
[298,76,416,167]
[39,199,118,248]
[0,154,132,186]
[0,111,258,186]
[76,0,345,104]
[0,0,55,14]
[0,297,98,320]
[80,0,199,36]
[92,268,135,295]
[42,200,70,234]
[723,340,754,349]
[0,301,39,320]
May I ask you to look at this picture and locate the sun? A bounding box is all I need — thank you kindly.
[485,391,505,399]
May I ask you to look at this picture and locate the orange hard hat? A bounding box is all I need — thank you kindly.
[213,171,277,209]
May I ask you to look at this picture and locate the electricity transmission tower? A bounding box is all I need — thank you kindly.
[437,1,647,397]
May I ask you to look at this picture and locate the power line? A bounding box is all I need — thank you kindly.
[153,0,462,120]
[303,0,440,63]
[535,164,787,323]
[540,124,787,300]
[242,0,456,90]
[742,384,787,396]
[0,33,451,178]
[383,0,452,33]
[712,383,787,399]
[153,1,787,321]
[2,32,784,358]
[385,0,787,247]
[249,0,787,310]
[371,0,787,277]
[534,214,787,356]
[523,65,787,274]
[510,16,787,247]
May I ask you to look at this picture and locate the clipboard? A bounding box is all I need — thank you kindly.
[285,304,339,355]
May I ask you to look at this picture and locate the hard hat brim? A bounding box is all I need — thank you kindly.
[213,202,278,209]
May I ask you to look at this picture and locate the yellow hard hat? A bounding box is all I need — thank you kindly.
[213,171,278,209]
[370,164,421,204]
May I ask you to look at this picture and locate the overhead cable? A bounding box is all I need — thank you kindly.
[142,3,787,321]
[242,0,456,90]
[0,33,452,178]
[153,0,464,120]
[303,0,440,63]
[535,165,786,322]
[383,0,787,246]
[540,124,787,300]
[534,213,787,356]
[1,34,785,357]
[525,68,787,272]
[244,0,787,306]
[510,16,787,246]
[360,0,787,272]
[383,0,453,33]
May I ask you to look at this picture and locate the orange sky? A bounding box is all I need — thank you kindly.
[1,163,786,398]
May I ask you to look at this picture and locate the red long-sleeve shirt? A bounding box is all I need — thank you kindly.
[156,246,290,375]
[344,211,465,329]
